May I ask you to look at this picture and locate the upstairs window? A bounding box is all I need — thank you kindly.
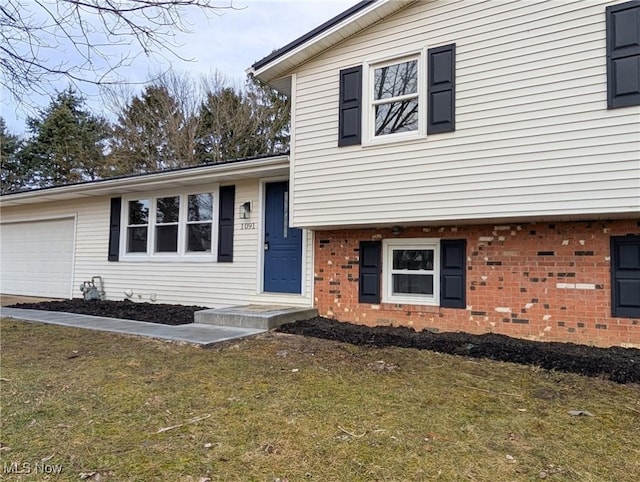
[340,44,455,146]
[372,58,419,136]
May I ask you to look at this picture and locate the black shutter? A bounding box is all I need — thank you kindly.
[611,235,640,318]
[606,1,640,108]
[217,185,235,262]
[440,239,466,308]
[427,43,456,134]
[108,197,121,261]
[338,66,362,146]
[359,241,381,303]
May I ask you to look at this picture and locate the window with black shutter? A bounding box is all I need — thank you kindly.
[611,235,640,318]
[346,43,456,143]
[379,238,465,307]
[606,1,640,108]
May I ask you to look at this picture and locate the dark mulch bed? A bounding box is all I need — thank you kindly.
[277,317,640,385]
[8,299,204,325]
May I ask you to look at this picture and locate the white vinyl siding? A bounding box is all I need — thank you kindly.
[0,179,313,307]
[290,0,640,228]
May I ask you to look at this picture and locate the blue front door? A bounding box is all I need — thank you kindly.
[264,181,302,293]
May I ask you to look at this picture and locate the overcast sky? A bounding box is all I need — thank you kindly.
[1,0,357,136]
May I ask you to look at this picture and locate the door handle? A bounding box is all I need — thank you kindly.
[264,242,269,251]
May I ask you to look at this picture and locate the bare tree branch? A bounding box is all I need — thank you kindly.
[0,0,236,105]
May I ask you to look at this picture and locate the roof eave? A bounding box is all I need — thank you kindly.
[248,0,415,89]
[0,155,289,207]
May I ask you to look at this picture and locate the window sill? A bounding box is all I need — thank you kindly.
[382,296,439,307]
[120,254,216,263]
[362,132,426,149]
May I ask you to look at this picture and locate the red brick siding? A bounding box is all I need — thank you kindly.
[313,220,640,347]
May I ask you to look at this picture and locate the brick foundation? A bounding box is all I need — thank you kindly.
[313,220,640,348]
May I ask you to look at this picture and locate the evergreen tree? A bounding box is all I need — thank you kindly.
[0,117,26,193]
[20,88,109,187]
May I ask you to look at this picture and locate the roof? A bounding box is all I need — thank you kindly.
[0,154,289,207]
[248,0,415,93]
[251,0,375,72]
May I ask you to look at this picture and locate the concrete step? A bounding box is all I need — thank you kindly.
[194,305,317,330]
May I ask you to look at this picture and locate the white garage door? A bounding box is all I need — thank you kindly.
[0,217,75,298]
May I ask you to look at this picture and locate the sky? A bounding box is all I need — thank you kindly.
[1,0,358,136]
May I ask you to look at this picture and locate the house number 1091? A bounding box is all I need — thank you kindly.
[241,222,256,230]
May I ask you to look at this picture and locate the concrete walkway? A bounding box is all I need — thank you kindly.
[0,307,265,347]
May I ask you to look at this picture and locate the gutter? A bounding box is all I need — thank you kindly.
[1,155,289,206]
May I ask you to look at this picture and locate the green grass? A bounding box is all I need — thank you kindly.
[1,317,639,481]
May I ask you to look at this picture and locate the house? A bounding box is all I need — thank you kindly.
[2,0,638,348]
[248,0,640,347]
[0,155,315,309]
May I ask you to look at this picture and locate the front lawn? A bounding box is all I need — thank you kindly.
[1,318,639,481]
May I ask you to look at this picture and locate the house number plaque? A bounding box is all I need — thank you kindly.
[240,222,256,230]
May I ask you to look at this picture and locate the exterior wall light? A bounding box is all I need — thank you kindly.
[240,201,252,219]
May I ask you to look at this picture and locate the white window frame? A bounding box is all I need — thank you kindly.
[125,198,150,255]
[362,48,427,146]
[154,195,180,254]
[184,192,216,255]
[120,186,219,262]
[382,238,440,306]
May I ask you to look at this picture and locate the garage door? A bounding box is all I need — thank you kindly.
[0,217,75,298]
